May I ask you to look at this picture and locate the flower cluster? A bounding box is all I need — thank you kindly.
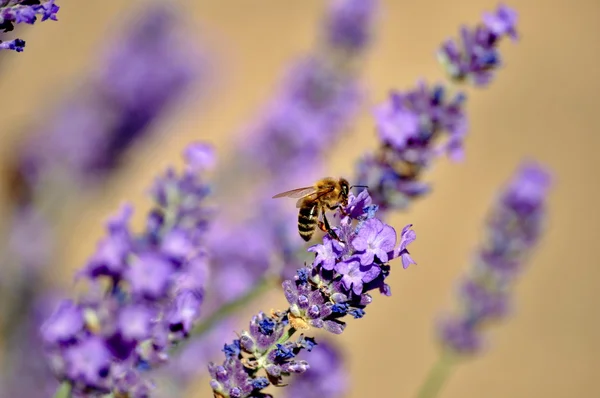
[438,4,518,86]
[356,81,468,211]
[0,0,59,51]
[355,5,519,212]
[209,190,416,397]
[41,143,214,396]
[438,162,552,354]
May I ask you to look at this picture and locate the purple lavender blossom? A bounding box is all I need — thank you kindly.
[209,190,416,396]
[438,4,518,86]
[0,1,59,52]
[356,81,468,211]
[0,37,24,51]
[41,144,214,396]
[438,161,552,355]
[283,339,347,398]
[13,3,205,191]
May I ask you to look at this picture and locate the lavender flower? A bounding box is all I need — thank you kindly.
[438,4,518,86]
[0,0,59,52]
[355,4,519,212]
[438,161,552,355]
[209,190,416,397]
[41,143,214,396]
[356,81,468,210]
[0,37,23,51]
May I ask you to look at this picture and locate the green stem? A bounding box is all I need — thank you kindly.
[53,381,72,398]
[171,276,276,355]
[415,350,457,398]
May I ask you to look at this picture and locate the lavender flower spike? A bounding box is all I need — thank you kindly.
[438,3,518,86]
[0,0,60,52]
[438,161,552,355]
[209,190,416,397]
[356,81,468,211]
[42,143,214,396]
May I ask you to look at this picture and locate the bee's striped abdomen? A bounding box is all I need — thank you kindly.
[298,202,319,241]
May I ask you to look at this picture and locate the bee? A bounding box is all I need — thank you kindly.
[272,177,366,242]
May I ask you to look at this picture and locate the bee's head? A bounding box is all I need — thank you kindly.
[339,178,350,198]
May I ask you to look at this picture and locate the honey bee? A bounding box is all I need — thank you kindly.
[272,177,366,242]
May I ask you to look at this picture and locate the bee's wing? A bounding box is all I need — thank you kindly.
[272,186,317,199]
[294,187,335,208]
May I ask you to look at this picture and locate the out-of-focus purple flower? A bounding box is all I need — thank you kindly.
[438,4,518,86]
[41,301,83,345]
[0,37,24,51]
[7,206,52,271]
[13,3,207,192]
[242,58,362,180]
[64,337,112,391]
[324,0,377,53]
[438,161,552,355]
[185,142,216,172]
[42,144,214,396]
[209,190,416,396]
[284,339,348,398]
[356,82,468,211]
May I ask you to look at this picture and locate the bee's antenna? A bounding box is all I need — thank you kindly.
[350,185,368,189]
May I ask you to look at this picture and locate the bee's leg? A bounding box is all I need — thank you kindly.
[327,203,348,217]
[321,212,344,243]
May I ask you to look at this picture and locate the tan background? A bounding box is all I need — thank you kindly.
[0,0,598,397]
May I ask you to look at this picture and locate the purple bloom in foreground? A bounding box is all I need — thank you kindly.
[42,144,214,396]
[438,161,552,355]
[209,190,416,396]
[351,218,397,265]
[438,4,518,86]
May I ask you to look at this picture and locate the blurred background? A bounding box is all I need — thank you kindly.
[0,0,598,397]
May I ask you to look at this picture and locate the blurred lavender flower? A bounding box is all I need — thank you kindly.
[209,190,416,397]
[13,3,206,194]
[438,161,552,354]
[438,4,518,86]
[283,339,347,398]
[41,143,214,396]
[239,0,376,183]
[0,0,59,52]
[356,81,468,211]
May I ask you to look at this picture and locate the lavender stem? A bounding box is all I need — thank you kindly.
[53,381,71,398]
[415,350,456,398]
